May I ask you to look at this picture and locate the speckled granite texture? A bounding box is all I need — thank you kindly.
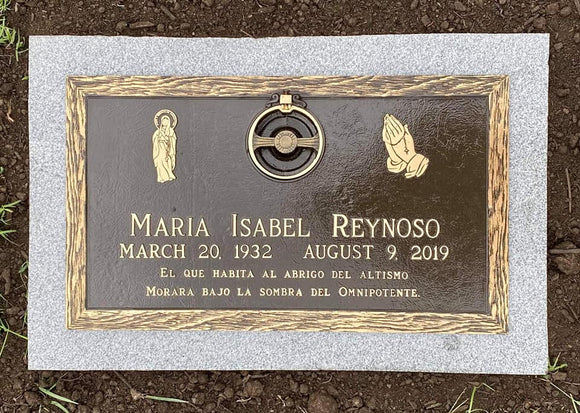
[28,34,548,373]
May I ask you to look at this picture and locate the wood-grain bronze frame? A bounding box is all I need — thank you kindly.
[66,75,509,333]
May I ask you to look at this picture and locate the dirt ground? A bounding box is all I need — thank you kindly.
[0,0,579,412]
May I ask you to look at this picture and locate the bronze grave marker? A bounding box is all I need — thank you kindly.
[66,75,509,333]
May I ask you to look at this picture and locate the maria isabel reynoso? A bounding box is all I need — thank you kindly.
[119,212,442,260]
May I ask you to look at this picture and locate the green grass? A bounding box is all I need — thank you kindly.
[19,260,28,274]
[39,386,78,405]
[449,383,494,413]
[144,395,192,404]
[39,386,78,413]
[0,199,20,242]
[0,0,9,13]
[448,388,468,413]
[19,259,28,328]
[111,372,198,409]
[0,315,27,358]
[0,0,25,60]
[548,353,568,373]
[51,400,72,413]
[0,260,28,359]
[546,380,580,413]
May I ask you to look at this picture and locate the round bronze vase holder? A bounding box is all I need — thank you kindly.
[247,92,325,181]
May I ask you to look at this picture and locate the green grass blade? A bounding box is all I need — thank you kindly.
[0,229,16,237]
[448,389,467,413]
[467,386,477,413]
[0,199,20,212]
[0,322,27,341]
[0,316,27,340]
[0,0,8,15]
[19,260,28,273]
[50,400,70,413]
[38,387,78,405]
[8,329,26,340]
[144,395,191,404]
[0,332,8,359]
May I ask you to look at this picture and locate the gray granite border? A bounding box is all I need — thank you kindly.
[28,34,548,373]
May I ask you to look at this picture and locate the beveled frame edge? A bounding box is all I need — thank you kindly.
[487,76,510,333]
[66,75,509,334]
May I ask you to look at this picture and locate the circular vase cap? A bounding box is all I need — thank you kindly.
[247,94,325,181]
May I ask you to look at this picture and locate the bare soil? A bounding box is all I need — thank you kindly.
[1,0,580,412]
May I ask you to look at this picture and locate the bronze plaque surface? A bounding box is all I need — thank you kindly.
[66,76,509,333]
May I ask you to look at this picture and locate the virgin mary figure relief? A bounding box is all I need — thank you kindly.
[152,109,178,183]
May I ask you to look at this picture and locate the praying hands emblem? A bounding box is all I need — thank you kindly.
[382,114,429,179]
